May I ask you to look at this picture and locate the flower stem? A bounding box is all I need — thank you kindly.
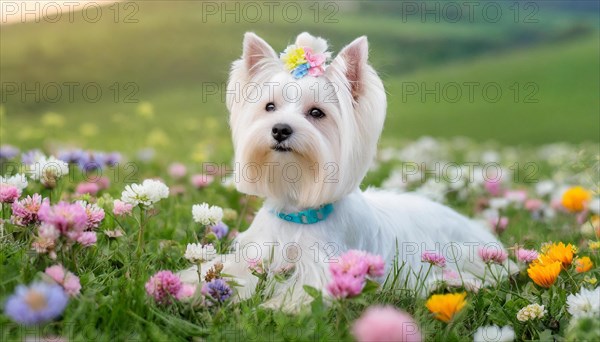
[136,208,145,259]
[197,261,203,283]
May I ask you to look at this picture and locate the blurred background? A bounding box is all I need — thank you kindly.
[1,0,598,164]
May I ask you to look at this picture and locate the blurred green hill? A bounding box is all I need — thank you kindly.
[0,1,598,161]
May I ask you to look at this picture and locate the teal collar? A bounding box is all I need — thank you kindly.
[273,203,334,224]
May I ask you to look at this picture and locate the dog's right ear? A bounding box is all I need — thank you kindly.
[242,32,277,76]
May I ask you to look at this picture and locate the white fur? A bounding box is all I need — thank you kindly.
[180,32,512,311]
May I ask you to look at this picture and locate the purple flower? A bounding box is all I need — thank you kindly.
[4,282,69,325]
[38,201,88,240]
[145,270,182,304]
[21,149,44,165]
[77,201,105,230]
[78,151,106,172]
[56,149,85,164]
[421,252,446,268]
[104,152,122,167]
[0,145,19,160]
[11,194,47,226]
[210,221,229,239]
[201,279,232,303]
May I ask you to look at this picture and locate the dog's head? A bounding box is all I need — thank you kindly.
[227,32,386,209]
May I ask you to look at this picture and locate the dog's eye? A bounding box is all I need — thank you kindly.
[265,103,276,112]
[308,108,325,119]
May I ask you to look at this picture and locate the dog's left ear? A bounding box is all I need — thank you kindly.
[328,36,369,99]
[242,32,278,76]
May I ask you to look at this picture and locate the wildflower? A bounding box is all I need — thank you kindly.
[561,186,592,212]
[517,303,546,322]
[192,203,223,226]
[473,325,515,342]
[421,252,446,268]
[175,283,197,301]
[76,232,97,247]
[201,278,232,303]
[583,275,597,285]
[121,179,169,208]
[0,145,19,159]
[515,248,539,263]
[0,173,28,190]
[38,201,88,240]
[209,221,229,239]
[11,194,47,226]
[3,282,69,325]
[505,190,527,204]
[145,270,182,304]
[352,306,422,342]
[190,174,214,189]
[32,223,60,255]
[168,163,187,179]
[75,182,99,196]
[44,265,81,296]
[327,273,366,299]
[484,180,502,196]
[77,201,105,229]
[566,287,600,319]
[0,184,20,203]
[425,292,467,323]
[527,261,561,288]
[478,246,508,264]
[575,256,593,273]
[525,199,544,212]
[589,241,600,250]
[26,155,69,188]
[247,259,264,274]
[184,243,216,263]
[542,242,576,268]
[112,199,133,216]
[104,229,124,238]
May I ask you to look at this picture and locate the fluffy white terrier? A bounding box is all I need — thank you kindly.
[181,32,510,310]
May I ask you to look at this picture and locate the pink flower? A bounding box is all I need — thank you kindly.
[421,252,446,268]
[365,254,385,277]
[78,201,105,230]
[175,283,197,300]
[352,306,422,342]
[484,180,502,196]
[45,264,81,296]
[516,248,539,263]
[11,194,47,226]
[112,199,133,216]
[170,185,186,196]
[38,201,88,239]
[327,273,365,299]
[96,177,110,190]
[145,270,183,304]
[76,232,97,247]
[190,174,214,189]
[524,199,544,212]
[478,246,508,264]
[304,47,327,77]
[488,216,509,233]
[75,182,99,196]
[248,259,264,274]
[168,163,187,179]
[0,184,20,203]
[32,223,60,254]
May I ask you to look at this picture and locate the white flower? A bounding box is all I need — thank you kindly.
[27,156,68,187]
[567,287,600,319]
[0,173,28,190]
[473,325,515,342]
[589,197,600,215]
[192,203,223,226]
[489,198,509,210]
[121,179,169,208]
[535,180,555,197]
[517,303,546,322]
[184,243,216,262]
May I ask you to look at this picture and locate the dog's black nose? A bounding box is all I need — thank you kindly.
[271,123,293,142]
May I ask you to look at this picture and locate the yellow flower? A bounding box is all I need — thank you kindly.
[575,256,593,273]
[281,46,307,71]
[541,242,576,268]
[527,261,561,288]
[561,186,592,212]
[426,292,467,323]
[589,241,600,250]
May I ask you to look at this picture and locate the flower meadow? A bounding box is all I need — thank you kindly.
[0,138,598,341]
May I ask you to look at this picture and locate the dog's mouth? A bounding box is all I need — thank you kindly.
[271,144,293,152]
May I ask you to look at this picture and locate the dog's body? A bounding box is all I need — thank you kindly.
[180,32,510,310]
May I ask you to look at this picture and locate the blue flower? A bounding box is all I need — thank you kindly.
[4,282,69,325]
[210,221,229,239]
[201,279,232,303]
[291,63,310,79]
[0,145,19,160]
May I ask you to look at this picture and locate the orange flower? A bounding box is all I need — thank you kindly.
[426,292,467,323]
[527,261,561,288]
[575,256,593,273]
[542,242,576,268]
[561,186,592,212]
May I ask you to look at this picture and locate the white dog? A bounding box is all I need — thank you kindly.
[181,32,510,310]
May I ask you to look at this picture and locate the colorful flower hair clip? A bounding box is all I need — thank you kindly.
[280,34,331,79]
